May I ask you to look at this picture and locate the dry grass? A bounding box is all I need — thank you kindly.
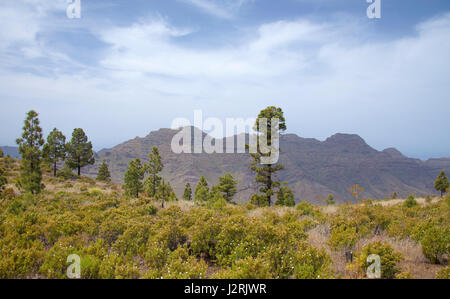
[246,206,296,218]
[320,196,443,215]
[164,199,195,211]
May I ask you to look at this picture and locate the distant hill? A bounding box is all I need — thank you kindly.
[83,127,450,204]
[0,146,20,158]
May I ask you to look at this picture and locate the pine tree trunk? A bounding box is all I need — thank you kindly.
[54,161,57,177]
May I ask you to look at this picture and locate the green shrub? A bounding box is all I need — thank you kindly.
[88,188,103,196]
[296,201,314,215]
[57,167,77,180]
[293,242,332,279]
[145,204,158,215]
[327,225,358,251]
[213,256,273,279]
[39,237,84,279]
[421,225,449,264]
[404,195,418,208]
[98,253,140,279]
[159,247,208,279]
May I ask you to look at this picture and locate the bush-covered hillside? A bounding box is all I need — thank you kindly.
[0,157,448,279]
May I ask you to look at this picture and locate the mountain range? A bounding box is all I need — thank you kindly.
[85,127,450,204]
[3,128,449,203]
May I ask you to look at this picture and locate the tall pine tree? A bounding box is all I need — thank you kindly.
[66,128,95,176]
[123,158,144,198]
[96,160,111,182]
[16,110,45,194]
[249,106,286,207]
[144,146,163,197]
[43,128,66,176]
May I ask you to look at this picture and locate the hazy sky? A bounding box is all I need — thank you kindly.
[0,0,449,159]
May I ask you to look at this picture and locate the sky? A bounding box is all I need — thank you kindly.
[0,0,449,159]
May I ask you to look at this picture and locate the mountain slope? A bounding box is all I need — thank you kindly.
[83,127,450,204]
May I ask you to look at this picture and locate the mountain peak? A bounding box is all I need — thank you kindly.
[382,147,405,159]
[325,133,366,144]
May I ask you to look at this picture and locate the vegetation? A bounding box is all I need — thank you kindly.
[0,107,448,279]
[217,173,237,202]
[358,241,403,279]
[156,179,177,208]
[123,158,144,198]
[194,176,209,202]
[43,128,66,177]
[0,167,6,196]
[326,194,335,205]
[183,183,192,201]
[420,225,449,264]
[404,195,418,208]
[0,155,448,279]
[249,106,287,207]
[66,128,95,176]
[144,146,163,197]
[434,170,449,197]
[275,184,295,207]
[16,110,45,194]
[96,160,111,182]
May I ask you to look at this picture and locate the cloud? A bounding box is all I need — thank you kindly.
[180,0,252,19]
[0,1,449,158]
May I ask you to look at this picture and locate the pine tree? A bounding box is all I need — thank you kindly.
[183,182,192,201]
[249,106,287,206]
[0,147,3,158]
[144,146,163,197]
[275,185,295,206]
[96,160,111,182]
[156,179,176,208]
[66,128,95,176]
[434,170,449,197]
[43,128,66,177]
[16,110,45,194]
[218,173,237,202]
[123,158,144,198]
[194,176,209,202]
